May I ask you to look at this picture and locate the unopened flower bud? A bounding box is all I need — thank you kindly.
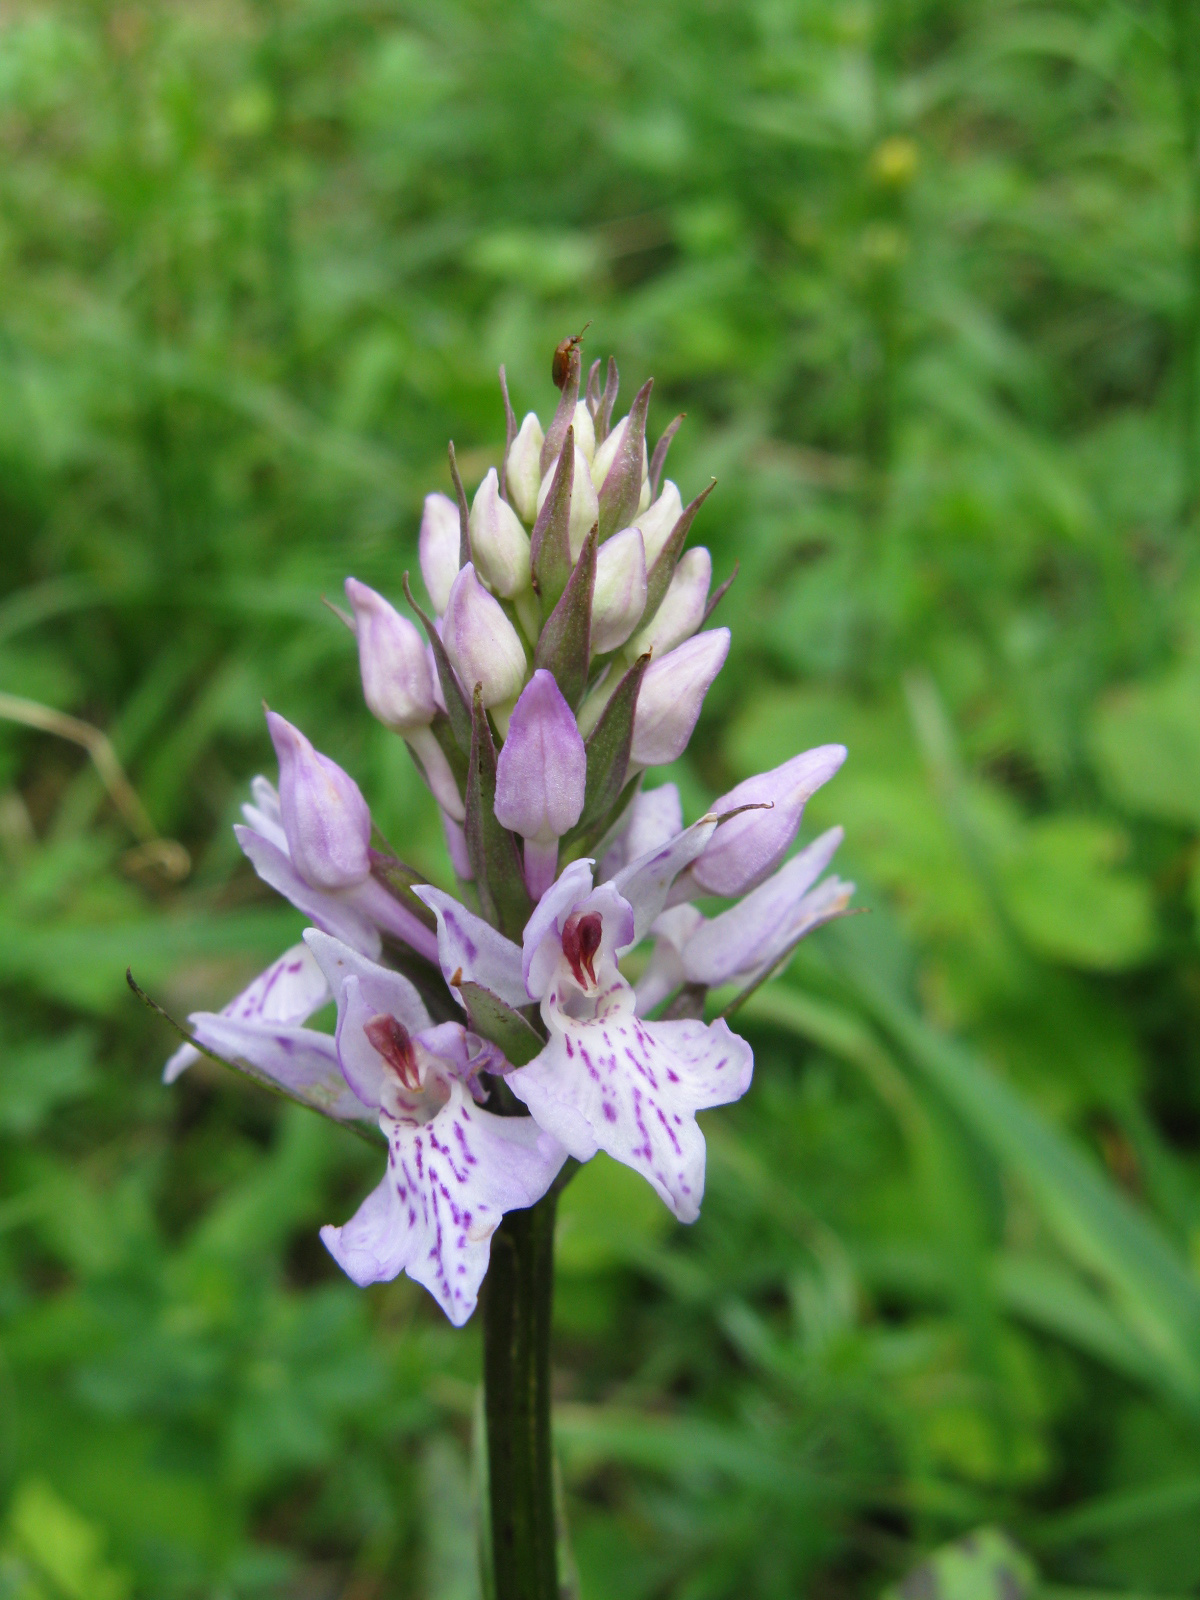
[442,563,528,708]
[573,400,596,463]
[507,412,545,523]
[590,411,649,493]
[469,468,532,597]
[536,444,599,561]
[345,578,436,733]
[692,744,848,896]
[591,526,648,654]
[494,671,586,843]
[633,480,683,569]
[628,547,710,659]
[495,670,586,900]
[630,628,730,768]
[419,493,461,613]
[267,710,371,890]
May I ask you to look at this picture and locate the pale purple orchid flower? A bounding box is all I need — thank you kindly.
[234,715,439,963]
[306,931,566,1324]
[415,813,752,1223]
[494,670,587,898]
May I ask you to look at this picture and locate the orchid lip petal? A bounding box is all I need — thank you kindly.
[320,1073,567,1322]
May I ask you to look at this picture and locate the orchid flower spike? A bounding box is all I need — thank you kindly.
[163,334,851,1328]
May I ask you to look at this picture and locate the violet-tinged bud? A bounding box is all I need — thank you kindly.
[494,670,586,843]
[507,412,545,523]
[591,526,648,654]
[266,710,371,890]
[691,744,848,896]
[590,411,649,493]
[344,577,436,733]
[572,399,596,463]
[536,444,599,561]
[469,468,532,597]
[633,480,684,568]
[442,563,528,709]
[419,492,461,613]
[627,546,710,659]
[629,628,730,768]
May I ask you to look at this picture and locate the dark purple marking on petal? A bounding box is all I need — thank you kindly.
[602,1101,618,1122]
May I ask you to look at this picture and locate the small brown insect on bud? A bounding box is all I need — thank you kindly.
[552,321,591,390]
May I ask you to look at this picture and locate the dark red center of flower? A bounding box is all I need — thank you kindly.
[561,912,603,988]
[364,1013,420,1089]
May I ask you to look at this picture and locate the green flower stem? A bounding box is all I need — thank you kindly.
[482,1187,560,1600]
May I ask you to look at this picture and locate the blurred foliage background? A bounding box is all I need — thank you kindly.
[5,0,1200,1594]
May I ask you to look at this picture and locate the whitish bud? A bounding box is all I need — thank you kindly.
[632,480,683,569]
[419,493,461,613]
[630,628,730,768]
[442,563,528,708]
[507,412,545,523]
[469,468,532,598]
[590,412,649,492]
[572,400,596,463]
[536,444,600,562]
[591,526,648,654]
[345,578,436,733]
[627,547,711,659]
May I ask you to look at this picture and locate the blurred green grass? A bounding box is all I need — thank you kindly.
[5,0,1200,1595]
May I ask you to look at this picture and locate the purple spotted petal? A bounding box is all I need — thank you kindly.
[508,1001,752,1223]
[413,885,528,1008]
[187,1012,373,1122]
[164,941,329,1083]
[321,1081,567,1324]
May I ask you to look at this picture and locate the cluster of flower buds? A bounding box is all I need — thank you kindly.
[165,338,852,1324]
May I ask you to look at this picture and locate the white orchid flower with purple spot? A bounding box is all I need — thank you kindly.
[305,931,567,1324]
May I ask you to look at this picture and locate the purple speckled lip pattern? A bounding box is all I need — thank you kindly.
[163,349,853,1322]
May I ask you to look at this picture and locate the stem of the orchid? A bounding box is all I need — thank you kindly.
[523,838,559,902]
[482,1189,559,1600]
